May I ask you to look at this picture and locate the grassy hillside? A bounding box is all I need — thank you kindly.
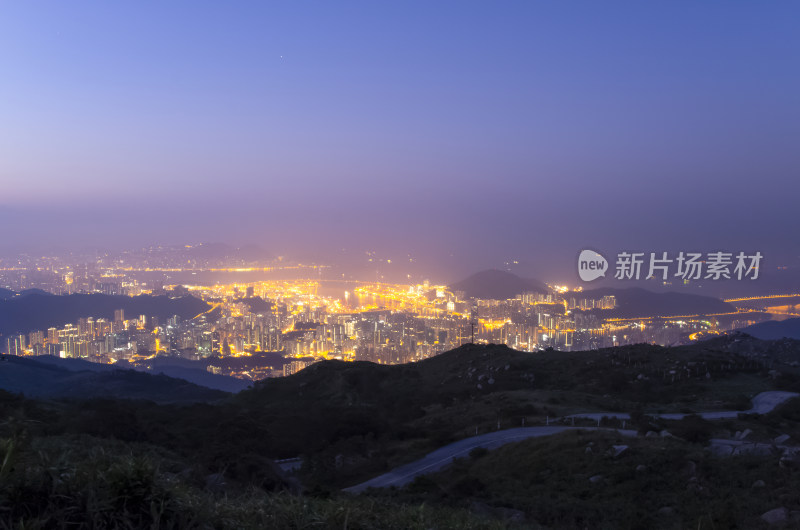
[5,335,789,491]
[2,335,800,527]
[380,428,799,529]
[0,427,506,529]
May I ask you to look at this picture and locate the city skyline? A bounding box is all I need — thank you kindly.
[3,245,798,375]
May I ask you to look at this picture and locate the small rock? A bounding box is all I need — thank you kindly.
[589,474,603,483]
[645,431,659,438]
[774,434,791,444]
[469,501,492,517]
[495,507,525,523]
[585,447,593,454]
[782,446,800,456]
[752,480,766,488]
[477,384,483,390]
[636,464,647,472]
[657,507,675,516]
[761,507,788,525]
[734,444,772,456]
[487,378,495,385]
[205,473,226,492]
[608,445,628,458]
[709,444,733,457]
[736,429,753,441]
[504,364,510,371]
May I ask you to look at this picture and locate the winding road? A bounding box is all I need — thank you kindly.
[565,390,800,421]
[344,391,799,493]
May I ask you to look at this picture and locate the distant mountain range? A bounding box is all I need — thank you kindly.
[183,242,273,261]
[32,355,251,393]
[581,287,734,318]
[450,270,548,300]
[742,318,800,340]
[0,288,52,300]
[0,293,210,337]
[0,355,228,402]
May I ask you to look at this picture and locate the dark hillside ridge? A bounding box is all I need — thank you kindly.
[450,269,548,300]
[31,355,250,393]
[742,318,800,340]
[581,287,733,318]
[0,293,210,337]
[0,355,228,402]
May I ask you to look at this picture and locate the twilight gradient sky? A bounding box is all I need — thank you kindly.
[1,2,799,278]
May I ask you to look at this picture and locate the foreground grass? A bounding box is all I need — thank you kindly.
[0,434,508,529]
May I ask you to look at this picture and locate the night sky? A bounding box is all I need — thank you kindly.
[1,2,798,280]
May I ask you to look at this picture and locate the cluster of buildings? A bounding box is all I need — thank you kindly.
[3,309,178,361]
[1,249,741,381]
[2,275,627,378]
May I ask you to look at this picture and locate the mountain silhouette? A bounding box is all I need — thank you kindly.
[450,269,548,300]
[581,287,733,318]
[0,293,210,337]
[0,355,228,402]
[32,355,250,393]
[742,317,800,340]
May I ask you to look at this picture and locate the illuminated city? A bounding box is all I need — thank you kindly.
[4,247,798,382]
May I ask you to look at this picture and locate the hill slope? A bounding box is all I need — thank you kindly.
[0,355,228,402]
[743,318,800,340]
[31,355,251,393]
[450,270,548,300]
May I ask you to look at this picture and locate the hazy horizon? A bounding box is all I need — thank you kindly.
[2,2,799,281]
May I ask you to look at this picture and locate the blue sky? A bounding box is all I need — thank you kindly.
[1,1,798,277]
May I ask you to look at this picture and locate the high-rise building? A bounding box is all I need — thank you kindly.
[28,331,44,347]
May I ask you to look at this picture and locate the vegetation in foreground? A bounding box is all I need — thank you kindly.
[2,335,800,527]
[377,428,800,529]
[0,432,508,529]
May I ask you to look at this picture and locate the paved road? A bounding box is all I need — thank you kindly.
[344,427,638,493]
[344,391,799,493]
[565,391,800,421]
